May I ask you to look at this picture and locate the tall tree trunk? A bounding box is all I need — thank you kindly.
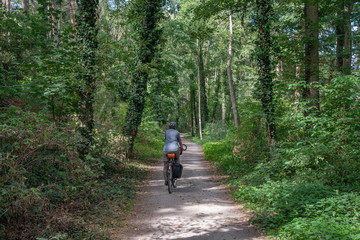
[31,0,37,12]
[335,0,353,75]
[21,0,29,11]
[190,86,194,136]
[294,65,301,106]
[122,0,163,156]
[211,69,221,121]
[192,87,198,135]
[197,40,208,127]
[256,0,276,140]
[76,0,99,158]
[343,0,353,75]
[221,86,226,123]
[68,0,76,30]
[51,1,60,45]
[336,1,345,73]
[197,39,203,139]
[227,11,240,128]
[354,53,359,71]
[303,0,320,114]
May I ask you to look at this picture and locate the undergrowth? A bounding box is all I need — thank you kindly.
[0,108,163,240]
[194,74,360,239]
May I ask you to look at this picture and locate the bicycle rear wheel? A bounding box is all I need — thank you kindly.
[167,169,172,193]
[167,174,172,193]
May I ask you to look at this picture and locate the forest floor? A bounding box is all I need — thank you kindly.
[111,137,267,240]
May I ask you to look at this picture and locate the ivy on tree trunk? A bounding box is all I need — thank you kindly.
[76,0,99,158]
[256,0,276,141]
[123,0,162,156]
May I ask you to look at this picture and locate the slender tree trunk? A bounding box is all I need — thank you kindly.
[221,87,226,122]
[190,87,194,136]
[256,0,276,140]
[68,0,76,30]
[294,65,301,105]
[354,53,359,71]
[21,0,29,11]
[192,88,198,134]
[343,0,353,75]
[336,1,345,73]
[76,0,99,158]
[303,0,320,114]
[227,11,240,128]
[197,40,208,126]
[335,0,353,75]
[197,39,203,139]
[211,69,221,121]
[51,1,60,45]
[31,0,37,12]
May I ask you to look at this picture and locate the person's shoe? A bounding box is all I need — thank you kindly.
[164,180,168,185]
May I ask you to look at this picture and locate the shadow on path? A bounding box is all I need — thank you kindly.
[112,137,266,240]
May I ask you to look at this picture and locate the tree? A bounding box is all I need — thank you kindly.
[227,10,239,128]
[21,0,29,12]
[122,0,163,156]
[76,0,99,157]
[197,38,203,139]
[256,0,276,140]
[303,0,320,114]
[198,39,208,128]
[336,0,354,75]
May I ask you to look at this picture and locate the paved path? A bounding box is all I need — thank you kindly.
[112,137,266,240]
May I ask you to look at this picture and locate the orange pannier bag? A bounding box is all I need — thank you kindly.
[167,153,176,159]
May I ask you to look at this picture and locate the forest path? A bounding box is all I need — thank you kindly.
[112,136,266,240]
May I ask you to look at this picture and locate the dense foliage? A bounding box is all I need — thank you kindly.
[1,0,359,239]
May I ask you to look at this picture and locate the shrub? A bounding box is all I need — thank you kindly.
[235,180,335,229]
[279,192,360,239]
[202,121,228,141]
[0,108,160,239]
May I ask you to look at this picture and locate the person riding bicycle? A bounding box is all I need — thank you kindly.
[163,122,184,185]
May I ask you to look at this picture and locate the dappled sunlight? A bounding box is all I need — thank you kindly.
[114,138,266,240]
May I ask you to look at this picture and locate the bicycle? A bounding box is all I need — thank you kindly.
[166,144,187,194]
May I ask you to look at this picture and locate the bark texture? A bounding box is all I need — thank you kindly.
[198,40,208,127]
[354,53,359,71]
[343,0,353,75]
[336,0,354,75]
[197,39,203,139]
[21,0,29,11]
[303,0,320,114]
[68,0,76,29]
[211,69,221,121]
[227,12,240,128]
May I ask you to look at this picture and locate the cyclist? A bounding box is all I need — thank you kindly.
[163,122,184,185]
